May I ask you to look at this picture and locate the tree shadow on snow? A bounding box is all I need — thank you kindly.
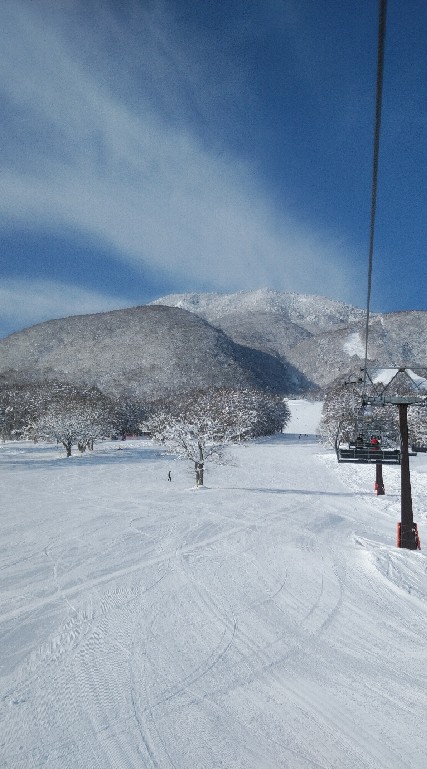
[1,445,166,470]
[227,486,373,498]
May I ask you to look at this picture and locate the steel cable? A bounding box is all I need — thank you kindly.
[362,0,388,394]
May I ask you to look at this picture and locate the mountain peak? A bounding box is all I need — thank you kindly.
[151,288,367,332]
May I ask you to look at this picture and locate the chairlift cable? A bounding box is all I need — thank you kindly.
[344,2,422,549]
[362,0,388,394]
[336,1,397,465]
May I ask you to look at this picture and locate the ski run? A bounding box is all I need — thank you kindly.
[1,420,427,768]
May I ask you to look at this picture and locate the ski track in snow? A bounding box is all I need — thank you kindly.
[1,438,427,768]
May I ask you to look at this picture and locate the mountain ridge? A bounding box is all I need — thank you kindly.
[0,303,309,398]
[151,288,372,333]
[150,290,427,387]
[0,289,425,396]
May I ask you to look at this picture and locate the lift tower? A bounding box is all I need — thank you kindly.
[364,392,424,550]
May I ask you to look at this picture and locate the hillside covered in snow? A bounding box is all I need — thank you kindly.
[0,304,308,399]
[0,289,425,397]
[152,289,427,388]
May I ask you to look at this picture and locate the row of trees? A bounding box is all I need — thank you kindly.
[0,381,145,456]
[0,381,290,477]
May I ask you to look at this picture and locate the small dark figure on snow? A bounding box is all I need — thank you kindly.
[168,471,172,482]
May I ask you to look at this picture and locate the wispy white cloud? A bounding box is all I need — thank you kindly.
[0,278,132,335]
[0,0,362,310]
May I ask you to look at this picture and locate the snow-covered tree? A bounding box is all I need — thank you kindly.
[0,404,14,441]
[147,387,289,485]
[227,388,290,438]
[0,381,39,440]
[111,398,146,440]
[319,377,365,448]
[408,405,427,448]
[31,383,114,456]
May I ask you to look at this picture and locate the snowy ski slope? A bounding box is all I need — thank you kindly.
[1,433,427,768]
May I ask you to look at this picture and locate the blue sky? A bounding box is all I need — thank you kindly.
[0,0,426,338]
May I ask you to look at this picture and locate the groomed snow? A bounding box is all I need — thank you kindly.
[1,434,427,768]
[283,399,323,435]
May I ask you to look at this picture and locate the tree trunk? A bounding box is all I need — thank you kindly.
[375,461,385,495]
[195,443,204,486]
[63,440,72,458]
[195,461,204,486]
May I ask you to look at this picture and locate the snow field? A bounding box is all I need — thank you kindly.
[282,400,323,436]
[1,436,427,768]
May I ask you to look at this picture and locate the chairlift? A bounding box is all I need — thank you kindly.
[336,439,400,464]
[335,405,401,464]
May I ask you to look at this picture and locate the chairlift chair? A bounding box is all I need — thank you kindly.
[336,407,401,464]
[336,441,401,464]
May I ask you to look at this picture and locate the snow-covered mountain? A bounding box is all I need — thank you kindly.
[0,304,308,398]
[151,290,427,387]
[151,288,370,333]
[0,289,425,396]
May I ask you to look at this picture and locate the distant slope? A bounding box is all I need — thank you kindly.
[283,399,324,435]
[0,304,308,398]
[151,290,427,387]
